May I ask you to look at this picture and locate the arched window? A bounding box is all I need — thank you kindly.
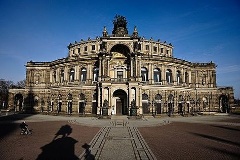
[168,94,174,103]
[141,67,148,82]
[93,68,99,82]
[53,71,56,83]
[178,95,183,102]
[80,68,87,82]
[203,97,208,110]
[155,94,162,101]
[60,69,64,83]
[176,70,181,84]
[93,93,97,100]
[142,93,148,100]
[79,93,85,100]
[67,93,73,100]
[69,68,75,82]
[154,68,161,82]
[166,69,172,84]
[185,72,189,84]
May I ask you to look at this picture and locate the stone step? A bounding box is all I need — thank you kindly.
[111,115,128,120]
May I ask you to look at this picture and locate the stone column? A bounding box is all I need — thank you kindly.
[50,70,53,83]
[89,64,93,81]
[75,66,79,81]
[189,70,192,85]
[107,57,110,78]
[55,68,59,83]
[64,66,68,83]
[173,66,177,85]
[138,56,142,81]
[73,66,76,81]
[99,57,102,81]
[162,65,166,85]
[138,87,142,115]
[131,57,134,77]
[148,63,152,84]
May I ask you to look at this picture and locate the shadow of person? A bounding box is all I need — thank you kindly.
[37,125,78,160]
[53,124,72,140]
[82,143,95,160]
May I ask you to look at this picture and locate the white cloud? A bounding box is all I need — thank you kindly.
[217,65,240,74]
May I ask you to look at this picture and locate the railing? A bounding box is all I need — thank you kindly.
[110,78,128,83]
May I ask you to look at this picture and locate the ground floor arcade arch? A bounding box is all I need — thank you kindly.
[219,95,229,113]
[14,93,23,111]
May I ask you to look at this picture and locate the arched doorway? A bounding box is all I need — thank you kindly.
[168,94,174,116]
[92,92,97,114]
[142,93,150,114]
[112,89,127,115]
[155,94,162,114]
[15,93,23,111]
[178,95,184,115]
[219,95,229,113]
[79,93,86,114]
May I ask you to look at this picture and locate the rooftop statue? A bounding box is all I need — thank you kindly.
[112,15,128,36]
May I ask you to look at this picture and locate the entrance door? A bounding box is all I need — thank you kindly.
[113,89,127,115]
[116,99,122,115]
[92,102,97,114]
[156,103,161,114]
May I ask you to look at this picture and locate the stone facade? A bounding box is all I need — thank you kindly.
[8,15,234,116]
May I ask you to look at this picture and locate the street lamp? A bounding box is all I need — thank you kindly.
[47,97,50,114]
[40,98,44,113]
[152,100,156,117]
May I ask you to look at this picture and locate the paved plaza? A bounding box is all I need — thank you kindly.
[0,113,240,160]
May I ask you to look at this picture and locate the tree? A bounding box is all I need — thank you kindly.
[16,80,26,89]
[0,79,14,109]
[0,79,26,109]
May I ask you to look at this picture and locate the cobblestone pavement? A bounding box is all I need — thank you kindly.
[0,114,240,159]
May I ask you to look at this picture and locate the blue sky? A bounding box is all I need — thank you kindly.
[0,0,240,98]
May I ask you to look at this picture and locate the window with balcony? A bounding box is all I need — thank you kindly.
[160,48,163,53]
[80,68,87,82]
[154,68,161,83]
[166,69,172,84]
[176,70,181,84]
[60,69,64,83]
[153,46,157,52]
[69,68,75,82]
[92,45,95,50]
[145,45,149,50]
[53,71,56,83]
[117,71,123,82]
[185,72,189,84]
[141,67,148,82]
[93,68,99,82]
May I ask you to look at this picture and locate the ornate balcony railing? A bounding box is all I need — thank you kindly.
[110,78,128,83]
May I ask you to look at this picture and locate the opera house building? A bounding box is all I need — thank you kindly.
[8,16,234,117]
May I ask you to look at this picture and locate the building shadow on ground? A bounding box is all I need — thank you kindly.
[189,132,240,147]
[0,113,34,138]
[211,125,240,132]
[37,124,79,160]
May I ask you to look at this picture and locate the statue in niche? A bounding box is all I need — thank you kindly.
[131,99,136,108]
